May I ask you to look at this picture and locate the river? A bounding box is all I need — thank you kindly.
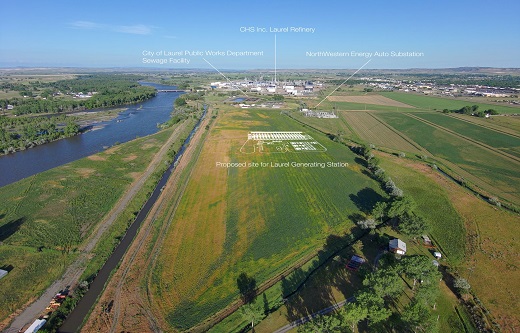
[0,82,182,188]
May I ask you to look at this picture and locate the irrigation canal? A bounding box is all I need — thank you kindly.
[58,105,207,333]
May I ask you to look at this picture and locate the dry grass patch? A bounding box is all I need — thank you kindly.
[75,168,95,178]
[122,154,138,162]
[87,155,106,161]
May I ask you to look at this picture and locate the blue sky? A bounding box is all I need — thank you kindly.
[1,0,519,69]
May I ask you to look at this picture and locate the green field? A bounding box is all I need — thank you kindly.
[289,110,355,139]
[413,112,520,154]
[152,107,386,329]
[0,127,176,323]
[376,112,520,204]
[381,92,520,114]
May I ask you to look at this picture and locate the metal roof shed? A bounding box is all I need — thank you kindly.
[389,238,407,255]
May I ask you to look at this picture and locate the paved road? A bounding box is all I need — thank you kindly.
[272,297,354,333]
[2,123,188,333]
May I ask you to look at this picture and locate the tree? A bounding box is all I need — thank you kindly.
[174,96,187,107]
[401,255,439,289]
[402,301,438,333]
[371,202,388,223]
[385,178,403,197]
[488,196,501,207]
[363,267,404,299]
[239,301,265,330]
[63,122,80,136]
[297,313,343,333]
[356,291,392,324]
[339,303,368,332]
[357,218,376,230]
[399,213,430,238]
[454,278,471,292]
[388,196,415,219]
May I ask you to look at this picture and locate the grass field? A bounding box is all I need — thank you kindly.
[376,112,520,205]
[448,113,520,137]
[413,112,520,157]
[0,127,176,324]
[328,95,415,108]
[381,92,520,114]
[447,179,520,332]
[151,107,386,329]
[340,111,423,154]
[377,155,466,263]
[289,111,355,139]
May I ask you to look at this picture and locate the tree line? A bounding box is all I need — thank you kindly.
[297,254,442,333]
[442,104,498,117]
[0,74,156,115]
[0,114,80,154]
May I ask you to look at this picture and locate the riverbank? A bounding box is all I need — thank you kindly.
[0,84,183,188]
[0,118,194,332]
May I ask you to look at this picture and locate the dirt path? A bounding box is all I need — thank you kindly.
[2,122,189,333]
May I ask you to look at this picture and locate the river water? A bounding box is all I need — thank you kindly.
[0,82,182,188]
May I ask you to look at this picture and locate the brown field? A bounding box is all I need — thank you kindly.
[328,95,415,108]
[340,111,423,153]
[385,156,520,332]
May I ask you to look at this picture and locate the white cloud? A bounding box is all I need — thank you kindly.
[70,21,106,30]
[70,21,154,35]
[114,24,153,35]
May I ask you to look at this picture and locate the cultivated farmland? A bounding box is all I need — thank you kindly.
[376,112,520,205]
[413,112,520,155]
[328,94,415,108]
[340,111,423,154]
[151,107,385,330]
[381,91,520,114]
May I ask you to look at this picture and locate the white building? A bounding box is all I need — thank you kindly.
[389,239,407,255]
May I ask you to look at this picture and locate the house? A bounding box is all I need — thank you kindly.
[0,269,7,280]
[389,238,407,255]
[433,251,442,259]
